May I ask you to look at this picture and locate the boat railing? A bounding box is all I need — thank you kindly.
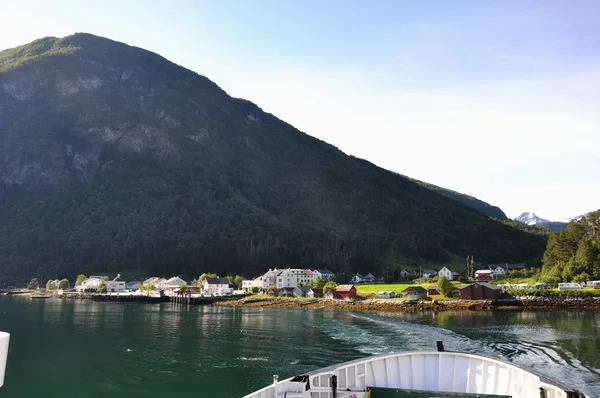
[0,331,9,388]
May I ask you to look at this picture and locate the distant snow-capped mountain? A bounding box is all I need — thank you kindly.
[514,212,551,226]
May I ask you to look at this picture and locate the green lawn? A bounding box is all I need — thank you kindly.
[354,281,469,299]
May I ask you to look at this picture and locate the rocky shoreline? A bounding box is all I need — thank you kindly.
[214,296,600,312]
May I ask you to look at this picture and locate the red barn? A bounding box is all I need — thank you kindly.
[460,283,502,300]
[335,285,357,299]
[428,288,440,296]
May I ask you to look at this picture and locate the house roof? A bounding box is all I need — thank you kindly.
[310,288,323,294]
[475,270,492,274]
[304,270,315,276]
[204,277,232,285]
[280,287,295,293]
[507,263,526,269]
[402,286,427,293]
[315,268,334,274]
[336,284,355,292]
[422,270,437,274]
[461,282,502,291]
[297,286,312,292]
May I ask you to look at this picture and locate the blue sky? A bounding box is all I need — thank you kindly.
[2,0,599,220]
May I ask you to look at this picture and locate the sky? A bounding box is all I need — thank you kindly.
[1,0,599,221]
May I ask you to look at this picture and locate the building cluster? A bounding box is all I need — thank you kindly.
[241,268,336,293]
[74,275,235,296]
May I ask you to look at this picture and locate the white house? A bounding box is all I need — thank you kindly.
[351,273,364,283]
[105,280,125,293]
[142,277,167,289]
[422,270,437,279]
[313,268,335,281]
[492,266,506,276]
[275,268,315,288]
[241,277,263,293]
[163,277,188,289]
[203,278,233,295]
[363,273,376,283]
[261,269,281,289]
[76,276,107,291]
[438,267,453,280]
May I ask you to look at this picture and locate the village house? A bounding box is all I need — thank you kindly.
[163,277,188,293]
[438,267,454,280]
[105,275,126,293]
[474,270,493,282]
[77,276,108,292]
[402,286,427,299]
[427,287,440,296]
[335,285,357,299]
[274,268,316,288]
[279,287,295,297]
[506,263,527,271]
[306,288,323,298]
[292,286,311,298]
[325,289,336,300]
[375,291,395,299]
[126,281,141,291]
[203,278,233,296]
[351,273,364,283]
[460,283,502,300]
[492,266,506,277]
[363,273,376,283]
[241,276,263,293]
[261,269,281,289]
[399,269,418,280]
[422,270,437,279]
[143,277,167,290]
[313,268,335,281]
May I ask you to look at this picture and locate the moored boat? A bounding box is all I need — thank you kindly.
[243,343,586,398]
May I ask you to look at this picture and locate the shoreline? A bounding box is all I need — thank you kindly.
[214,296,600,312]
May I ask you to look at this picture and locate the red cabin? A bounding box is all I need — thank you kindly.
[459,283,502,300]
[335,285,357,299]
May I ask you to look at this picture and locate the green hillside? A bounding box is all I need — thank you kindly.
[0,34,546,285]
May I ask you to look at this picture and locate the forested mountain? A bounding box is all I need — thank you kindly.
[409,178,507,220]
[0,34,546,285]
[541,210,600,283]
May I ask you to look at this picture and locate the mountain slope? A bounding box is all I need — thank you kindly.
[0,34,546,284]
[409,178,507,220]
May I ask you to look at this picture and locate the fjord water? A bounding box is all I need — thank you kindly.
[0,297,598,398]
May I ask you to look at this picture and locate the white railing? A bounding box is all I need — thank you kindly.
[0,332,9,387]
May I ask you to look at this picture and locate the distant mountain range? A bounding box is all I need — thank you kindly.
[514,211,590,232]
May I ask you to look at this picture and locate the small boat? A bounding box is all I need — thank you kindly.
[30,295,51,299]
[243,342,585,398]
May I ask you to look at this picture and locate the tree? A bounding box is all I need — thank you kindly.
[251,286,260,294]
[75,274,88,286]
[266,285,278,295]
[227,274,244,290]
[58,279,70,290]
[311,276,325,289]
[323,281,337,292]
[140,284,157,291]
[199,273,219,283]
[46,280,57,290]
[97,280,107,293]
[437,276,454,297]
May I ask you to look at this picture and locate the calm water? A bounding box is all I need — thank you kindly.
[0,297,599,397]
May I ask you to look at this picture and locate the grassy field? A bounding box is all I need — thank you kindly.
[354,281,469,299]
